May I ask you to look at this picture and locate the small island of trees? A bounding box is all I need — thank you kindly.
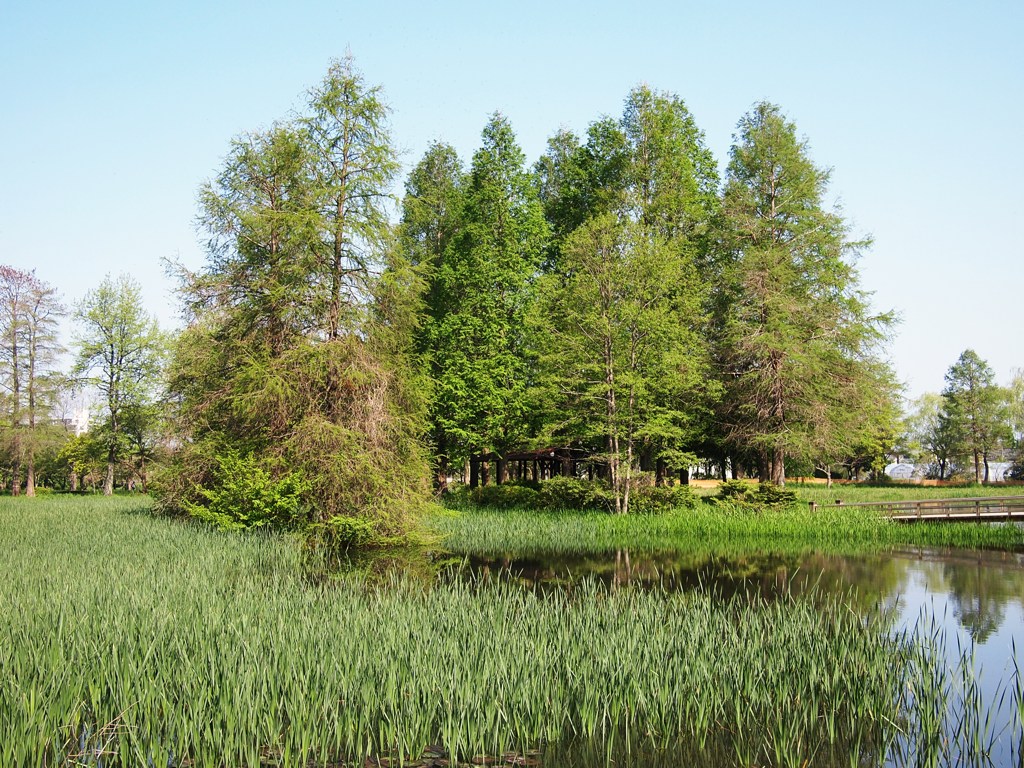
[2,57,1023,534]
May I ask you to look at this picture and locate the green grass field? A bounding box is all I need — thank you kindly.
[789,482,1024,505]
[2,496,1020,766]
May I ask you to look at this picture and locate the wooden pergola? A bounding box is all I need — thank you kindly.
[470,446,594,487]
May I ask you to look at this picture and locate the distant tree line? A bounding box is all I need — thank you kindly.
[901,350,1022,483]
[5,57,1021,527]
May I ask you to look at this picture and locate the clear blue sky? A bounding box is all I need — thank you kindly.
[2,0,1021,399]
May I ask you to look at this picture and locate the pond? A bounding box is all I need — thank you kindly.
[434,546,1024,767]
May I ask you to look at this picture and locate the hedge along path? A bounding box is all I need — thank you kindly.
[1,497,1019,767]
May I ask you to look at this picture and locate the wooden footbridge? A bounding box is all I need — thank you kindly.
[808,496,1024,523]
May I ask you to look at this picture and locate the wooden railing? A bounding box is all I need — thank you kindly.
[808,496,1024,522]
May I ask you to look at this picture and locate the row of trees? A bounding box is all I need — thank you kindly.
[403,85,896,511]
[0,271,166,496]
[902,350,1023,483]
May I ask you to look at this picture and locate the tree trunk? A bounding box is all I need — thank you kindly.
[973,450,981,484]
[481,461,490,487]
[983,451,990,484]
[469,456,480,489]
[732,457,745,479]
[104,460,115,496]
[771,446,785,486]
[655,458,667,487]
[496,458,508,485]
[435,454,449,494]
[26,459,35,497]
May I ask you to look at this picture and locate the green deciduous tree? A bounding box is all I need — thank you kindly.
[534,213,708,513]
[399,142,465,489]
[531,87,719,507]
[941,349,1010,483]
[716,102,894,486]
[302,54,401,337]
[73,274,164,496]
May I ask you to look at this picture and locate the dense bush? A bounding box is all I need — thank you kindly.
[180,451,310,532]
[716,479,753,501]
[750,483,798,507]
[536,476,611,511]
[714,480,798,509]
[470,483,540,510]
[309,514,378,550]
[462,477,701,514]
[629,484,698,514]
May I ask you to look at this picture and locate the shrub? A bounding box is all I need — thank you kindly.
[714,480,797,509]
[629,484,698,514]
[181,451,310,532]
[536,476,610,511]
[717,479,754,502]
[471,483,540,510]
[311,515,378,549]
[749,483,798,507]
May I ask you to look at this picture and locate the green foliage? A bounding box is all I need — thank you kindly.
[531,88,719,514]
[941,349,1011,483]
[470,483,540,510]
[713,479,797,508]
[749,482,799,507]
[182,451,309,532]
[465,477,699,515]
[716,479,753,501]
[428,114,548,465]
[312,514,378,549]
[536,476,611,511]
[72,274,165,495]
[629,484,698,514]
[400,142,465,487]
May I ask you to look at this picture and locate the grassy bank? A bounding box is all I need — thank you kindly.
[2,497,1020,766]
[429,503,1024,557]
[791,482,1024,505]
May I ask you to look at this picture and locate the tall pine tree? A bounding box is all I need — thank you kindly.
[432,114,547,485]
[165,58,429,535]
[717,102,893,485]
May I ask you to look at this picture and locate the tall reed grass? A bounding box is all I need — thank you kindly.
[1,497,1020,767]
